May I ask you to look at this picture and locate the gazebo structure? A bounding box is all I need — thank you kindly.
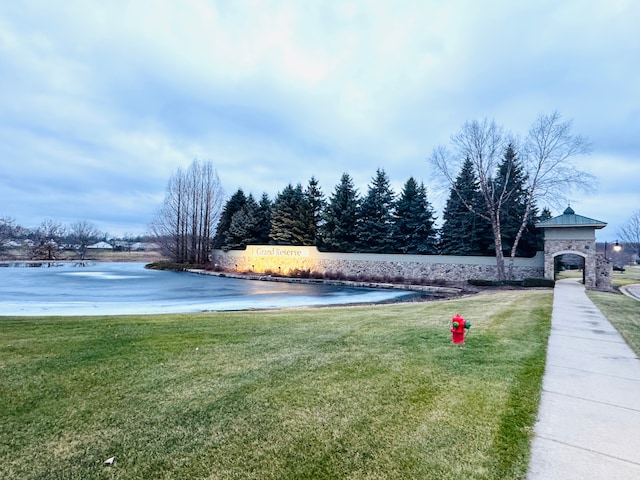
[536,206,609,289]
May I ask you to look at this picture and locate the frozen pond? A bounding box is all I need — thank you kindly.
[0,262,418,316]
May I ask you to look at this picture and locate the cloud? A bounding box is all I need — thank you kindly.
[0,0,638,240]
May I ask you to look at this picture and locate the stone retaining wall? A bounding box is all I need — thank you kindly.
[211,246,545,283]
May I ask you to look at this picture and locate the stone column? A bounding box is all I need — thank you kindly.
[594,253,613,291]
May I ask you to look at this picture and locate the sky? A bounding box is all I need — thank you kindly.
[1,0,638,241]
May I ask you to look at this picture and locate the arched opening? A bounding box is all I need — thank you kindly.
[537,207,607,290]
[553,251,587,284]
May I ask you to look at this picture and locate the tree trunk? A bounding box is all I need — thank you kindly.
[507,197,534,279]
[489,209,506,281]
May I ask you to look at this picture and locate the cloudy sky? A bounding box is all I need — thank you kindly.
[1,0,638,241]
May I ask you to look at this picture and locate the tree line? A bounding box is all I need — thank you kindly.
[211,160,547,259]
[0,217,145,260]
[5,111,614,280]
[151,112,600,282]
[7,106,636,278]
[212,170,439,255]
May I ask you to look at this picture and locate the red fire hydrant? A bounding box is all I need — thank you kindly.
[451,313,471,344]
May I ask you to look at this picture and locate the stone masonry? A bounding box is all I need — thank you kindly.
[211,246,545,283]
[543,239,597,288]
[537,207,610,290]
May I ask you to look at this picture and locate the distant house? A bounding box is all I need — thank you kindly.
[112,241,159,252]
[87,241,114,250]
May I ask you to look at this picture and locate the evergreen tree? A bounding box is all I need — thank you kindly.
[439,158,492,255]
[356,168,395,253]
[537,206,552,223]
[212,189,247,249]
[519,203,542,256]
[494,144,540,257]
[494,144,528,255]
[254,192,272,244]
[305,176,326,246]
[392,177,438,254]
[222,194,260,250]
[534,207,552,252]
[269,184,314,245]
[224,210,255,250]
[319,173,361,252]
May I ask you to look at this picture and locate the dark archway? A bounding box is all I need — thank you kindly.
[553,252,586,284]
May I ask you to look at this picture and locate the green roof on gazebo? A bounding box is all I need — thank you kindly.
[536,206,607,229]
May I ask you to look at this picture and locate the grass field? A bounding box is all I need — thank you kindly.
[610,264,640,288]
[1,291,552,479]
[588,265,640,356]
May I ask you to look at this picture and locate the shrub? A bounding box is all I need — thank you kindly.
[289,268,311,278]
[204,263,224,272]
[468,279,501,286]
[468,278,555,288]
[326,271,346,281]
[145,261,188,271]
[420,278,449,286]
[468,279,521,287]
[522,277,555,288]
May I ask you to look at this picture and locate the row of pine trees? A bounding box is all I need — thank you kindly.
[213,150,550,257]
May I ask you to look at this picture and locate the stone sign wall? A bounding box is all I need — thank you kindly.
[211,246,545,283]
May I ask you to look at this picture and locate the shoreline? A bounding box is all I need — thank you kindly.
[188,268,464,297]
[0,249,167,264]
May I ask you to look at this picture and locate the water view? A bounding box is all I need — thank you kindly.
[0,262,418,316]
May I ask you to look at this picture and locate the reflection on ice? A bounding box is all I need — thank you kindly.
[61,271,145,280]
[0,262,417,316]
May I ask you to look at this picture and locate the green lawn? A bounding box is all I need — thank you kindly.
[588,265,640,356]
[610,264,640,287]
[0,291,552,480]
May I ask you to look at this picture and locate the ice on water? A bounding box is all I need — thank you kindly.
[0,262,414,316]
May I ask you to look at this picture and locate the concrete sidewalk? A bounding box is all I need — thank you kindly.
[528,278,640,479]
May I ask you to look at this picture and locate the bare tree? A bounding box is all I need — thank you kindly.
[69,220,101,260]
[431,112,594,281]
[150,160,224,264]
[0,216,17,255]
[431,118,511,280]
[31,219,66,260]
[507,111,594,274]
[618,209,640,261]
